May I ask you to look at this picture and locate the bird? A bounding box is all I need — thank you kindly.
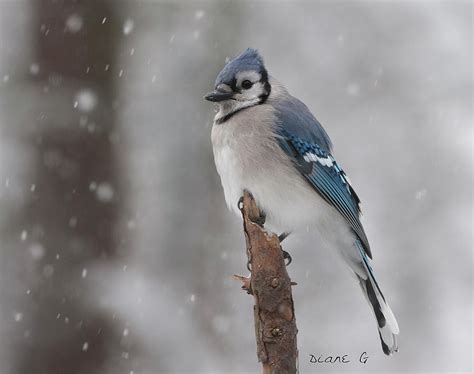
[204,48,399,355]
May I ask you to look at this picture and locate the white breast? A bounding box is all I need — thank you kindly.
[212,138,243,214]
[211,104,348,240]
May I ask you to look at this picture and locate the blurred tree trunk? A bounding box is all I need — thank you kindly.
[9,1,126,373]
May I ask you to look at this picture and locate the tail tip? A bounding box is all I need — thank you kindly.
[380,332,399,356]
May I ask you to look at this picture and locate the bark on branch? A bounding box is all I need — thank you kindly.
[234,191,298,374]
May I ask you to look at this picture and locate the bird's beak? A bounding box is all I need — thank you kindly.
[204,90,234,102]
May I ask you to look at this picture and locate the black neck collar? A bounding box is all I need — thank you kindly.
[215,81,272,125]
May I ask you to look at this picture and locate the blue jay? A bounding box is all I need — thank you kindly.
[205,48,399,355]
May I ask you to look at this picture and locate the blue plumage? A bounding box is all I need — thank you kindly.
[215,48,266,87]
[277,126,372,258]
[273,96,332,153]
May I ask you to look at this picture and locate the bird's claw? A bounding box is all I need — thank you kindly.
[254,211,266,226]
[247,258,252,272]
[282,249,292,266]
[238,196,244,211]
[278,232,290,243]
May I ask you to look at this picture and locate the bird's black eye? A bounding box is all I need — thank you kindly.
[241,80,253,90]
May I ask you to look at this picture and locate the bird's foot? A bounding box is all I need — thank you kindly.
[238,194,266,225]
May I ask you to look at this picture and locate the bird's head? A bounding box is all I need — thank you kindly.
[205,48,271,121]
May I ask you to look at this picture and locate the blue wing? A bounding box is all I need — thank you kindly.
[275,103,372,258]
[273,96,333,153]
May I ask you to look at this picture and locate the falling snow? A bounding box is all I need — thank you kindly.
[29,243,45,260]
[14,312,23,322]
[123,19,134,35]
[96,182,114,202]
[194,10,205,20]
[65,14,83,33]
[74,89,97,112]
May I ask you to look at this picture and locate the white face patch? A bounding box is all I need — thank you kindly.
[235,70,261,87]
[214,70,269,123]
[233,70,265,103]
[233,81,265,101]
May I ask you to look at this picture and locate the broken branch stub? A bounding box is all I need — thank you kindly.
[235,191,298,374]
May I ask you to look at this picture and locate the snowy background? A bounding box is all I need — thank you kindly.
[0,1,472,373]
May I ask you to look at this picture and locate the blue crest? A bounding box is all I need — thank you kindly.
[215,48,266,87]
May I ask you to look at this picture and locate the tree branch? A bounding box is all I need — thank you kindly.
[234,191,298,374]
